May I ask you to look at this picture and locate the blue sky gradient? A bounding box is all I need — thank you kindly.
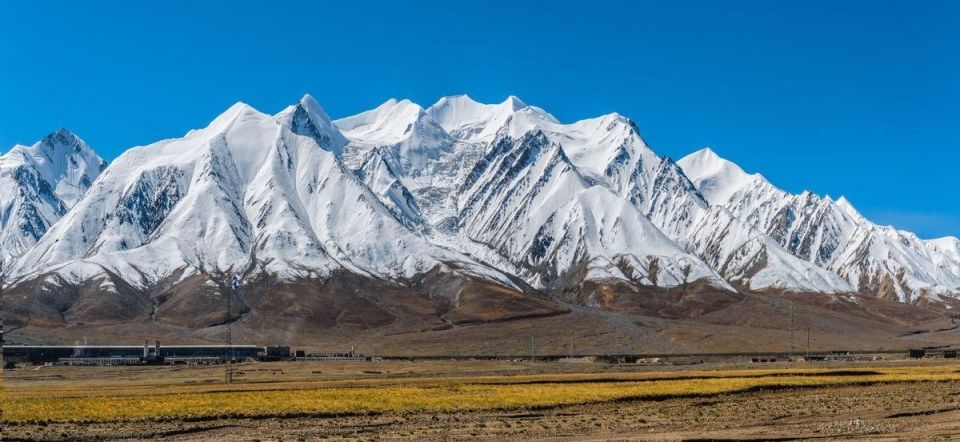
[1,1,957,237]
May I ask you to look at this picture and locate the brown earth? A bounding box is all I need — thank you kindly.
[4,273,958,355]
[4,360,960,441]
[126,380,959,441]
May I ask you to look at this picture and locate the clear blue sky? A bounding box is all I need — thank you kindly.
[1,1,957,238]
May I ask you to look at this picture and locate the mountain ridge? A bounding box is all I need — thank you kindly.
[2,94,958,339]
[679,148,960,301]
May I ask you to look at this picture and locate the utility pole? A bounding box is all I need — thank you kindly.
[569,336,575,358]
[1,262,6,380]
[788,301,796,360]
[1,263,39,377]
[0,261,4,424]
[225,273,241,384]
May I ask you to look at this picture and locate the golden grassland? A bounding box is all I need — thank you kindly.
[2,364,959,423]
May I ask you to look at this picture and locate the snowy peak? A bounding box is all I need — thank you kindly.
[834,195,864,221]
[678,147,746,179]
[426,94,557,143]
[0,129,104,267]
[277,94,348,154]
[334,98,453,146]
[678,147,762,205]
[502,95,527,110]
[207,101,261,131]
[334,98,435,142]
[13,128,106,205]
[37,128,96,160]
[336,98,432,143]
[335,98,454,171]
[494,108,648,167]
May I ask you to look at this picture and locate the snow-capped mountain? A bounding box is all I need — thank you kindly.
[338,96,731,294]
[4,93,959,332]
[458,101,852,293]
[679,148,960,301]
[0,129,105,268]
[11,96,515,295]
[336,95,854,294]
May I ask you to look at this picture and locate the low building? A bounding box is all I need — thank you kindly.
[264,346,291,358]
[3,344,261,364]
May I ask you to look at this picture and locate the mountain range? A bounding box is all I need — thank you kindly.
[2,94,958,345]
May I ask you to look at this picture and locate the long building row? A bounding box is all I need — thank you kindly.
[3,343,265,364]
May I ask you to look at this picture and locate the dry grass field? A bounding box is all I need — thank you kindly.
[3,359,960,440]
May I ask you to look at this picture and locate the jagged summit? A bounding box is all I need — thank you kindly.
[502,94,527,110]
[4,127,106,205]
[275,94,348,154]
[16,127,103,165]
[40,127,85,149]
[677,147,761,205]
[426,94,557,143]
[0,129,105,268]
[335,98,437,145]
[335,98,454,173]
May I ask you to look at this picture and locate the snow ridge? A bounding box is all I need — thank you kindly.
[679,148,960,301]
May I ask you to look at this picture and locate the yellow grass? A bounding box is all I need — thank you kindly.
[3,365,959,423]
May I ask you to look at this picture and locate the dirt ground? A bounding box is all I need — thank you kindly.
[4,360,960,441]
[8,290,960,357]
[5,381,960,441]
